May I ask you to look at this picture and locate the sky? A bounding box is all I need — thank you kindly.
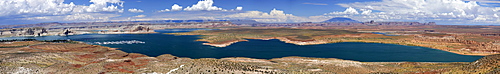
[1,0,500,25]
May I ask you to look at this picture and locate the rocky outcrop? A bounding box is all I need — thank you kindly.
[0,27,49,36]
[481,33,500,36]
[58,29,74,36]
[414,35,500,54]
[131,26,151,32]
[463,54,500,73]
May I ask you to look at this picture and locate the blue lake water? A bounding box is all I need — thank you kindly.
[0,29,483,62]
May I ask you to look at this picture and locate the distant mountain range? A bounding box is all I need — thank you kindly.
[322,17,360,23]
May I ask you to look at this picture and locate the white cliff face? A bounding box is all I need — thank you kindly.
[1,31,12,35]
[98,26,156,34]
[202,37,329,47]
[275,37,328,45]
[202,40,248,47]
[0,28,50,37]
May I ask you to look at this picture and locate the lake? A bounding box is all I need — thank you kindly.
[0,29,483,62]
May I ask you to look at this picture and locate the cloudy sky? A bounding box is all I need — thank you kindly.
[1,0,500,25]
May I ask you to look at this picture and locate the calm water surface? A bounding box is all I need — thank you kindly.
[1,29,483,62]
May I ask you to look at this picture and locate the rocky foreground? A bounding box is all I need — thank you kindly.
[0,41,499,73]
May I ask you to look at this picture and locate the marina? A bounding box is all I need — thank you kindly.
[91,40,146,45]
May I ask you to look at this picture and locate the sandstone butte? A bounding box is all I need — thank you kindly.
[0,41,499,73]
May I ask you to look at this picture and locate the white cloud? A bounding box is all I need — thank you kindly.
[64,13,112,21]
[465,0,500,6]
[133,15,146,17]
[158,9,170,12]
[18,13,118,24]
[128,8,144,13]
[17,13,120,22]
[113,9,326,23]
[171,4,183,11]
[183,0,223,11]
[18,17,51,20]
[325,7,359,15]
[360,9,372,15]
[465,0,500,4]
[157,0,242,12]
[337,0,492,14]
[0,0,124,18]
[86,0,124,12]
[126,11,239,21]
[157,4,181,12]
[331,0,500,24]
[235,7,243,11]
[225,9,325,22]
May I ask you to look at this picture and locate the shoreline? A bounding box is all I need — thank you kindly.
[2,29,495,56]
[199,37,496,56]
[200,40,249,47]
[11,40,481,62]
[89,39,483,63]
